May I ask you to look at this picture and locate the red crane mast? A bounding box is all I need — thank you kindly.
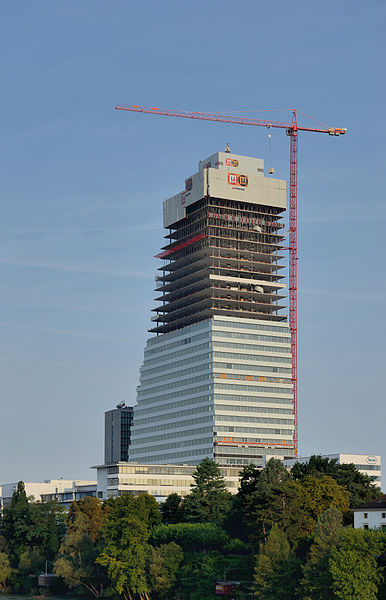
[115,104,347,453]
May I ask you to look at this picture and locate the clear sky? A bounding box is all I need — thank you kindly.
[1,1,385,486]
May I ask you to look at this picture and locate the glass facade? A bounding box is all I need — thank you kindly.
[130,316,296,466]
[130,152,296,467]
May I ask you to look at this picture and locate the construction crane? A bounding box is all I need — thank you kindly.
[115,104,347,453]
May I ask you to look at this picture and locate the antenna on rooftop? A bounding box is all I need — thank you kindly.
[225,142,230,153]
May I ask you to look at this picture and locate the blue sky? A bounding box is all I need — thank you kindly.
[1,0,385,485]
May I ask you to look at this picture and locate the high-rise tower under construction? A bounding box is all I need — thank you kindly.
[129,151,296,467]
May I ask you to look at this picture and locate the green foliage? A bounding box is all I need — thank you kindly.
[97,494,160,600]
[301,507,343,600]
[237,458,292,544]
[329,528,386,600]
[103,493,161,531]
[0,551,11,591]
[279,475,350,543]
[148,542,183,597]
[67,496,104,543]
[97,517,150,600]
[0,482,31,565]
[254,524,301,600]
[178,551,229,600]
[160,493,184,524]
[54,512,107,598]
[291,455,382,510]
[183,458,232,525]
[151,522,229,551]
[0,482,65,571]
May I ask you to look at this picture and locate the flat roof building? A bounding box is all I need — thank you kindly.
[105,404,134,464]
[283,453,382,487]
[129,150,296,467]
[92,462,242,501]
[0,479,97,511]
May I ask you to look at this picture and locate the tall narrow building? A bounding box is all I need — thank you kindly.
[130,151,296,467]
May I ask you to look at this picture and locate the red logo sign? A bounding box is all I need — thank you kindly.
[228,173,248,187]
[226,158,239,167]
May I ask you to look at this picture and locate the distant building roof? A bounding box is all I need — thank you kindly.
[353,494,386,511]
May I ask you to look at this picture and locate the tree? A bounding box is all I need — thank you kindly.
[0,482,31,565]
[151,522,229,552]
[159,493,184,524]
[54,512,107,598]
[0,552,11,592]
[291,455,381,510]
[96,494,161,600]
[279,475,349,543]
[254,524,301,600]
[148,542,183,597]
[97,517,150,600]
[237,459,292,544]
[183,458,232,525]
[67,496,104,543]
[329,528,386,600]
[301,507,343,600]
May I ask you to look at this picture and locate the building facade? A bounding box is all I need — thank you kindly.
[0,479,97,511]
[129,151,296,467]
[105,404,134,464]
[283,453,382,487]
[353,495,386,530]
[93,462,241,501]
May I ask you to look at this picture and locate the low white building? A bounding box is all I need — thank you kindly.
[0,479,97,511]
[283,453,382,488]
[353,495,386,530]
[92,462,242,501]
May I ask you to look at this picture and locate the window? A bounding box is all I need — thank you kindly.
[382,513,386,519]
[364,513,368,519]
[363,524,369,530]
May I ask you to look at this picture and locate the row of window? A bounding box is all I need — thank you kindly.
[216,425,292,436]
[212,339,292,355]
[143,342,210,367]
[214,350,292,367]
[132,419,213,438]
[214,328,290,344]
[354,464,381,471]
[137,374,211,397]
[214,371,292,384]
[215,382,293,395]
[130,438,213,455]
[141,353,210,379]
[213,331,291,350]
[134,394,210,416]
[214,402,292,415]
[214,393,293,406]
[215,445,294,456]
[134,405,212,426]
[213,319,289,334]
[140,364,211,387]
[109,478,193,487]
[130,449,212,464]
[214,361,292,376]
[215,414,293,426]
[147,319,209,346]
[145,331,210,356]
[137,384,210,406]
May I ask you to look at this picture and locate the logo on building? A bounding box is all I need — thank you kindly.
[366,456,377,464]
[185,178,193,191]
[226,158,239,167]
[228,173,248,187]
